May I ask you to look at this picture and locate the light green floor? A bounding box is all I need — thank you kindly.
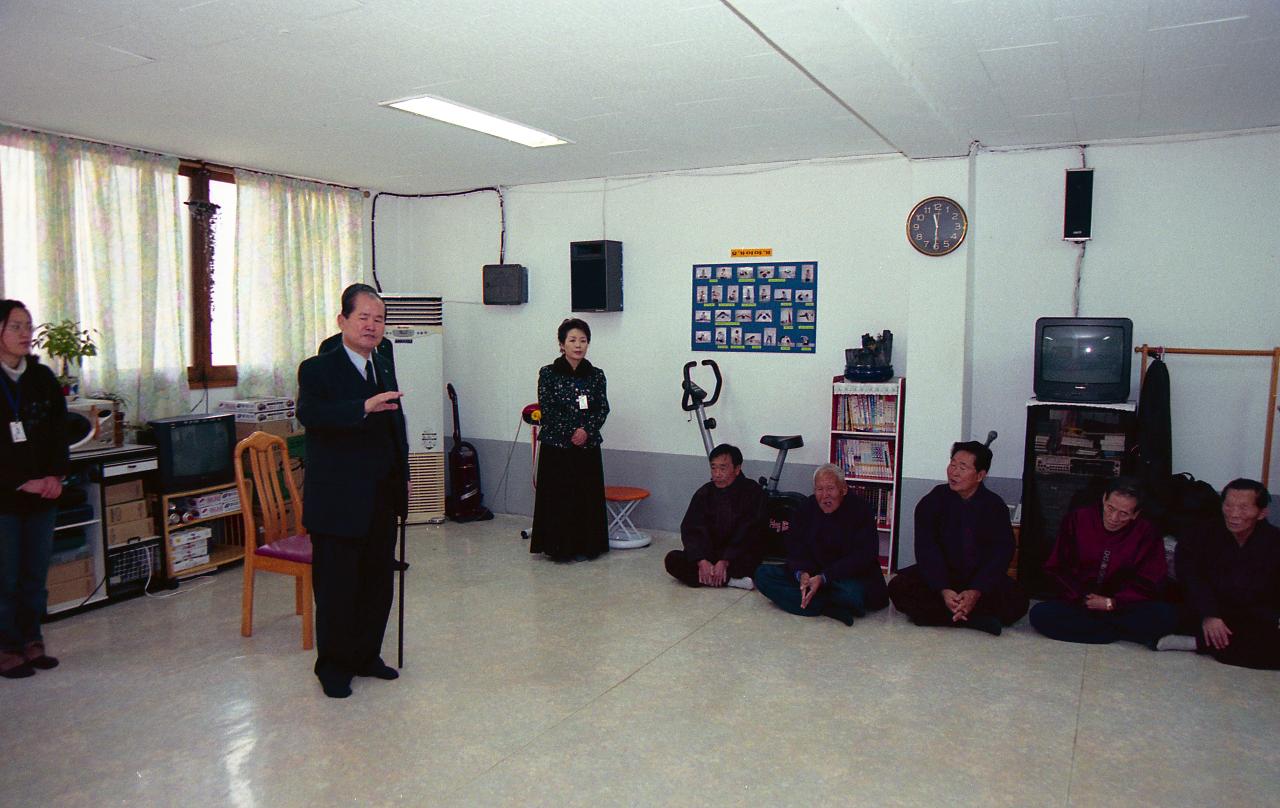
[5,514,1278,807]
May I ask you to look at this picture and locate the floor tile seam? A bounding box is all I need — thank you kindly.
[437,588,749,800]
[1064,647,1089,808]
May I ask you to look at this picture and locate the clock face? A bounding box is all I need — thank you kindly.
[907,196,967,256]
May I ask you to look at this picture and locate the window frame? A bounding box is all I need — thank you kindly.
[180,162,238,388]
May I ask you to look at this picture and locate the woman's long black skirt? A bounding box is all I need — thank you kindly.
[530,443,609,561]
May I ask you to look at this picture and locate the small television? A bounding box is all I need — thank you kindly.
[1033,317,1133,403]
[147,412,237,493]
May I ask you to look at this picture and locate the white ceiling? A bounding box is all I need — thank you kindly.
[1,0,1278,193]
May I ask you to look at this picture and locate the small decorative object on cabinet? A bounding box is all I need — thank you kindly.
[1018,399,1138,597]
[160,482,245,579]
[830,376,906,573]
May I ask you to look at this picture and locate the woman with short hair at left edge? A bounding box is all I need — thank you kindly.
[0,300,69,679]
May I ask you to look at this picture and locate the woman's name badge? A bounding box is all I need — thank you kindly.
[10,421,27,443]
[577,394,589,410]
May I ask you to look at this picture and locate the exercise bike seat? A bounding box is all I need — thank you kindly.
[760,434,803,451]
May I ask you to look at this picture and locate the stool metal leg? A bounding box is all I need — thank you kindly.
[606,499,651,549]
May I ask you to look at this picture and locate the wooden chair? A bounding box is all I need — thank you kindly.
[234,431,313,650]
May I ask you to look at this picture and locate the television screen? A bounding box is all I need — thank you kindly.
[1039,324,1127,384]
[1033,317,1133,403]
[169,421,233,478]
[148,412,236,492]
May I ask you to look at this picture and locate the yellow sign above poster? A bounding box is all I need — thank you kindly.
[730,248,773,257]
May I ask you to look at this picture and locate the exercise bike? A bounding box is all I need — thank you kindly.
[681,359,808,559]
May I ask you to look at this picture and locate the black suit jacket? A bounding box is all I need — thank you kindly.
[297,346,410,538]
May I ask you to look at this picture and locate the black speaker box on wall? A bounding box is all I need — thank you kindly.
[1063,168,1094,241]
[482,264,528,305]
[570,240,623,312]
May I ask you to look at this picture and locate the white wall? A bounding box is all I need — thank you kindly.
[970,131,1280,488]
[371,130,1280,506]
[371,156,973,479]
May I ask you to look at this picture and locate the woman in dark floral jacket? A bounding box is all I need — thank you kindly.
[530,318,610,561]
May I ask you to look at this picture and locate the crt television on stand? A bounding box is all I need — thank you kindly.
[147,412,237,492]
[1033,317,1133,404]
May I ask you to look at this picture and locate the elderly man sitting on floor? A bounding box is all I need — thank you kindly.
[754,464,889,626]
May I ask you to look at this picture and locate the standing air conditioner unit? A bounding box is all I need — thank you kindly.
[382,295,446,524]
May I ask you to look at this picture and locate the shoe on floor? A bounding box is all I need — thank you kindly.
[319,675,353,698]
[1,662,35,679]
[356,660,399,680]
[24,642,58,670]
[727,576,755,590]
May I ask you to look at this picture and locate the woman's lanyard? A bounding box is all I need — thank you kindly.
[1,373,26,443]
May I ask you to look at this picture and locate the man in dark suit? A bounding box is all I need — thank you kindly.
[297,283,409,699]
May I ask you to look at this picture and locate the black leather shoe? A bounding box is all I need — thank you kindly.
[2,662,36,679]
[319,676,352,698]
[356,660,399,680]
[28,654,59,670]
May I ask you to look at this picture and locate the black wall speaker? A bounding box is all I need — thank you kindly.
[570,240,623,312]
[482,264,528,305]
[1063,168,1094,241]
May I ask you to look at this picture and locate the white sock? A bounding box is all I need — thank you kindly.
[727,576,755,590]
[1156,634,1197,652]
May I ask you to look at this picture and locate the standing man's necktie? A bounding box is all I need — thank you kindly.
[365,359,374,385]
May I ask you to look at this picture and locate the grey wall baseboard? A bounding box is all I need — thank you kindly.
[456,436,1023,569]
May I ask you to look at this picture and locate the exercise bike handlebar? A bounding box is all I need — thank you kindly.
[681,359,722,412]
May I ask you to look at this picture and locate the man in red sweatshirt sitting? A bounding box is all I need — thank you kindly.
[1029,478,1176,649]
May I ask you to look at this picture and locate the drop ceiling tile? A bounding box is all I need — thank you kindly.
[1013,111,1078,142]
[1071,93,1142,137]
[958,0,1058,50]
[1145,14,1250,69]
[1053,10,1147,60]
[1147,0,1249,28]
[1065,56,1144,98]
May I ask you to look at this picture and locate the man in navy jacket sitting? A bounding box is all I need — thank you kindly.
[755,464,889,626]
[888,441,1028,635]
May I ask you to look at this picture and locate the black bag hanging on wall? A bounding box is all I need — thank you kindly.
[1135,357,1172,488]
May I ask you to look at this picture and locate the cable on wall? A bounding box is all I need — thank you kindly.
[370,187,506,292]
[1072,145,1088,316]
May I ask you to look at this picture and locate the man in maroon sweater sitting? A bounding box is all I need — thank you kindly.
[1029,478,1176,648]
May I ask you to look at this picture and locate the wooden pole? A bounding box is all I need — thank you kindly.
[1264,348,1279,487]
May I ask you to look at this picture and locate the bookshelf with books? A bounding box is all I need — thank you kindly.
[829,376,905,573]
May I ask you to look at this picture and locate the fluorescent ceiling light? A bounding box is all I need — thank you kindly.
[382,94,569,148]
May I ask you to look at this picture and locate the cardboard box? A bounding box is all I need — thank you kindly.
[171,525,213,547]
[219,397,295,413]
[235,419,296,441]
[48,575,94,605]
[105,479,145,505]
[47,557,93,585]
[106,497,152,525]
[107,516,157,547]
[171,543,209,563]
[173,554,210,573]
[234,409,295,423]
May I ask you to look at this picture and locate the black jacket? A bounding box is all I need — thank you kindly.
[0,357,69,514]
[297,347,409,538]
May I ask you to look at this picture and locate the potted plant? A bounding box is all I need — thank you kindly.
[33,319,98,395]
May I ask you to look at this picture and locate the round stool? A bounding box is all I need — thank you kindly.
[604,486,651,549]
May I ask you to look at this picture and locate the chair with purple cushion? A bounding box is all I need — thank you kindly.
[234,431,314,650]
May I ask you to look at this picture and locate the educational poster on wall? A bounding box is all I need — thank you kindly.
[690,261,817,353]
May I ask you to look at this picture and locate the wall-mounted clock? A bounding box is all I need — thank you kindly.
[907,196,967,256]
